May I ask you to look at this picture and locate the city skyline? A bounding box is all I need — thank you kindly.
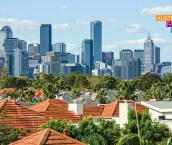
[0,0,172,62]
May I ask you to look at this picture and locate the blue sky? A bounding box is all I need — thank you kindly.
[0,0,172,62]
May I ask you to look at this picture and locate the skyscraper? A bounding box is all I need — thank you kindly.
[154,46,160,65]
[134,49,144,65]
[144,33,155,72]
[120,50,133,60]
[0,25,13,57]
[14,40,29,77]
[41,52,61,76]
[4,38,18,76]
[112,50,141,80]
[90,21,102,62]
[81,39,93,75]
[40,24,52,56]
[102,52,114,66]
[28,43,40,57]
[76,55,80,63]
[53,42,66,53]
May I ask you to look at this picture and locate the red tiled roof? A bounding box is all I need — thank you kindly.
[30,99,82,122]
[34,89,44,99]
[83,106,104,117]
[0,100,49,133]
[10,128,86,145]
[0,88,16,94]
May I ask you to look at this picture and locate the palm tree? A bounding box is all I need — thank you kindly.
[43,83,56,99]
[23,90,35,104]
[159,137,172,145]
[96,89,107,104]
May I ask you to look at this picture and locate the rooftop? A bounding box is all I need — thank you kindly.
[142,101,172,112]
[10,128,86,145]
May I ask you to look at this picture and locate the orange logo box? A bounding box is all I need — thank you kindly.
[156,15,172,21]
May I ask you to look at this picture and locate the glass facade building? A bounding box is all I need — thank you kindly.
[102,52,114,66]
[81,39,93,75]
[154,46,160,65]
[90,21,102,62]
[0,25,13,57]
[28,43,40,57]
[40,24,52,56]
[53,42,66,53]
[144,34,155,72]
[120,50,133,60]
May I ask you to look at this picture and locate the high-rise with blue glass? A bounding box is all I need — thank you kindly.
[40,24,52,56]
[90,21,102,62]
[81,39,93,75]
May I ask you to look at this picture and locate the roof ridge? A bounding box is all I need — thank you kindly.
[44,102,51,112]
[0,100,8,111]
[9,129,46,145]
[38,128,51,145]
[110,100,119,116]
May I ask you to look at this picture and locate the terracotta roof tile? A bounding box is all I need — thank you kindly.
[34,89,44,99]
[83,106,104,117]
[30,99,82,122]
[0,88,16,94]
[10,128,86,145]
[0,100,49,133]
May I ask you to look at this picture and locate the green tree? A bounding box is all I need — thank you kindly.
[0,67,8,80]
[136,73,161,92]
[23,89,35,104]
[116,80,136,100]
[159,137,172,145]
[96,89,107,104]
[71,87,81,99]
[43,83,57,99]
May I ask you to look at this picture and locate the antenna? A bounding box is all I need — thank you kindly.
[18,20,20,34]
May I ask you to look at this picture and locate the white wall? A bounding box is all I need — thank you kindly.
[149,109,163,121]
[68,103,83,116]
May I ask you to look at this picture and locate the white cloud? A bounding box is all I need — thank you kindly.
[76,17,117,24]
[66,43,80,55]
[140,6,172,15]
[52,23,71,30]
[0,8,7,14]
[61,4,69,9]
[0,18,70,34]
[76,20,90,25]
[123,24,146,33]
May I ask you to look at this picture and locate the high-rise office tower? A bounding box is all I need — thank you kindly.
[154,46,160,65]
[102,52,114,66]
[53,42,66,53]
[28,43,40,57]
[14,40,29,77]
[76,55,80,63]
[90,21,102,62]
[120,50,133,60]
[41,52,61,76]
[112,58,141,80]
[81,39,93,75]
[40,24,52,56]
[0,25,13,57]
[134,49,144,65]
[4,38,18,76]
[144,33,155,72]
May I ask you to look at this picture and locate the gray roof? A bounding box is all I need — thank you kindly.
[143,101,172,109]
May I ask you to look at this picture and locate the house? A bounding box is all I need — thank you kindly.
[141,100,172,129]
[10,128,86,145]
[0,99,49,134]
[30,99,82,123]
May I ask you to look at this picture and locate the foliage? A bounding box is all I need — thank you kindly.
[23,89,35,103]
[115,80,136,100]
[81,133,107,145]
[40,116,121,145]
[123,109,171,144]
[71,87,81,99]
[43,83,58,99]
[96,89,107,104]
[159,137,172,145]
[0,125,21,145]
[135,73,161,92]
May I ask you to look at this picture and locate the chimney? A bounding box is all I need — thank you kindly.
[63,130,68,135]
[14,97,16,104]
[68,103,83,116]
[119,101,133,128]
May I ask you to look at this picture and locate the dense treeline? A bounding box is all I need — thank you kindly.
[0,67,172,101]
